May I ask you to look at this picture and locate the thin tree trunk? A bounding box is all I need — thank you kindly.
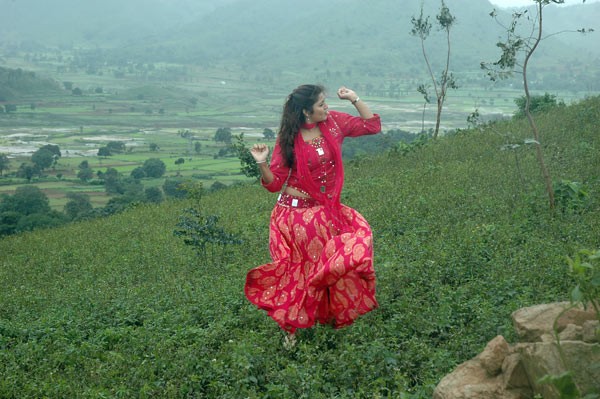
[523,2,555,209]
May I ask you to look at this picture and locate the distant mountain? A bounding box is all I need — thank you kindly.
[151,0,507,73]
[1,0,598,89]
[148,0,600,81]
[0,0,238,46]
[545,3,600,60]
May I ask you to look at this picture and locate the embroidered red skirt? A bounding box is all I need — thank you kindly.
[245,196,378,333]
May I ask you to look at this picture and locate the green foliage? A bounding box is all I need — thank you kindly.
[1,185,51,215]
[97,146,112,157]
[214,127,233,144]
[538,371,581,399]
[173,181,242,262]
[31,148,55,171]
[514,93,565,118]
[567,249,600,317]
[144,186,164,204]
[163,178,188,199]
[554,180,589,213]
[0,185,66,235]
[130,166,146,179]
[173,208,242,262]
[263,128,276,140]
[64,192,93,221]
[344,129,420,159]
[0,66,62,100]
[15,163,37,182]
[106,141,126,154]
[77,160,94,182]
[388,133,430,156]
[142,158,166,178]
[101,167,125,195]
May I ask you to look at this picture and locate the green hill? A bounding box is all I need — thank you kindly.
[1,96,599,397]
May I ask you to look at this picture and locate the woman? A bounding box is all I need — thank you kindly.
[245,84,381,345]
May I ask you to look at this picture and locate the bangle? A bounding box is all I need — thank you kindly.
[351,97,360,105]
[256,160,267,164]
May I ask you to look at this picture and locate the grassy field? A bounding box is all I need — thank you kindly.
[1,95,598,398]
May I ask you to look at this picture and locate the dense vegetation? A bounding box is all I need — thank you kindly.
[1,96,598,398]
[0,66,62,102]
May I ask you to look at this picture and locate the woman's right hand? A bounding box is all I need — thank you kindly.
[250,143,269,163]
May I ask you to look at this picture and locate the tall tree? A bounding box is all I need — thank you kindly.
[31,148,54,171]
[77,160,94,182]
[1,185,51,216]
[142,158,166,178]
[64,192,93,220]
[106,141,126,153]
[262,128,275,140]
[16,163,36,182]
[214,127,232,144]
[481,0,593,209]
[410,0,457,139]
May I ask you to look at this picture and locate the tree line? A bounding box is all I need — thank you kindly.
[0,141,194,237]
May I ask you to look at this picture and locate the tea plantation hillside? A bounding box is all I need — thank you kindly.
[1,96,599,398]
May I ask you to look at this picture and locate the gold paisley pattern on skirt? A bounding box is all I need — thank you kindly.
[245,204,378,332]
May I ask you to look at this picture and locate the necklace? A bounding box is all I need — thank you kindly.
[301,122,317,130]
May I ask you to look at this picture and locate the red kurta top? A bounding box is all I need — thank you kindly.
[262,110,381,197]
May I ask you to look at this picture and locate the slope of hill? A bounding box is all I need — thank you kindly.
[1,96,598,397]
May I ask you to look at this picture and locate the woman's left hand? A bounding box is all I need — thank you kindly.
[337,86,358,102]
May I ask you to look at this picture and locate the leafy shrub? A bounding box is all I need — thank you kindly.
[567,249,600,317]
[514,92,565,118]
[554,180,589,213]
[173,208,242,262]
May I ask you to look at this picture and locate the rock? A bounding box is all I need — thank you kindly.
[540,333,555,343]
[433,358,521,399]
[512,302,597,342]
[501,351,530,391]
[558,323,581,341]
[479,335,510,376]
[556,304,597,330]
[433,302,599,399]
[582,320,599,343]
[518,340,600,398]
[512,303,568,342]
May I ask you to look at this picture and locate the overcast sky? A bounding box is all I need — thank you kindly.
[489,0,599,7]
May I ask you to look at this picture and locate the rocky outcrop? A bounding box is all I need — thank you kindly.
[433,302,599,399]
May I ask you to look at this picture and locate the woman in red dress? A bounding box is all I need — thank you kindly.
[245,84,381,346]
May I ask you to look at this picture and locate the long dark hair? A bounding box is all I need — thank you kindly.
[278,84,324,167]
